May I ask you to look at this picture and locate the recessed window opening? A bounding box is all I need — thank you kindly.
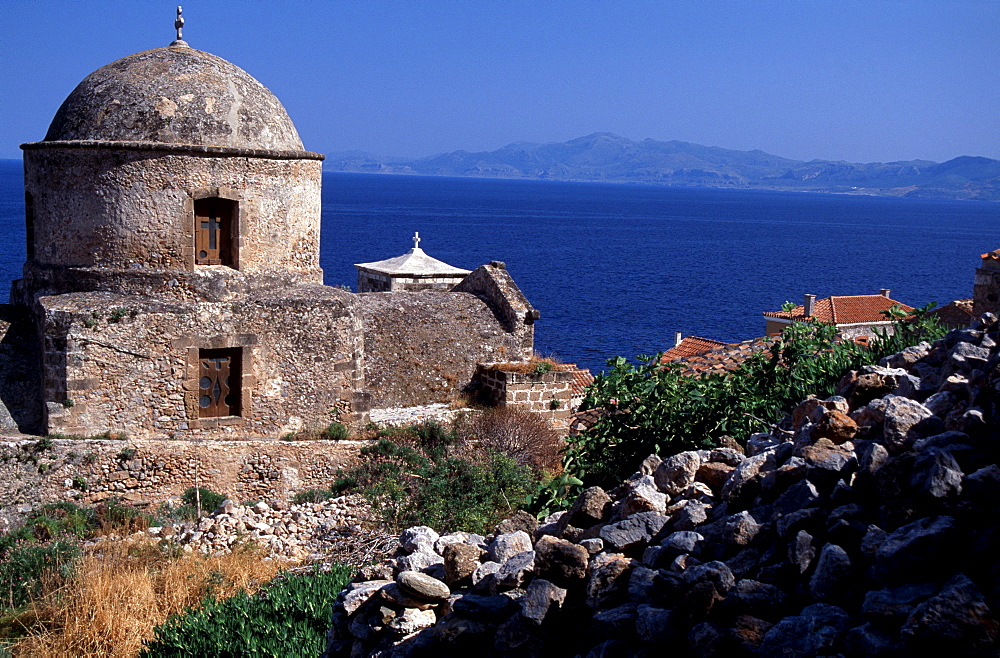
[194,198,236,266]
[24,192,34,259]
[198,347,241,417]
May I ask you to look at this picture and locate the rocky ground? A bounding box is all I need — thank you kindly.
[87,494,395,565]
[322,314,1000,657]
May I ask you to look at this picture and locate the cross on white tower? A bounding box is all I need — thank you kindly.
[413,232,421,249]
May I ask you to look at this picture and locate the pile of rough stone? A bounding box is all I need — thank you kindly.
[323,314,1000,657]
[88,495,377,561]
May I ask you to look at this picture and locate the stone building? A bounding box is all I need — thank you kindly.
[11,27,537,439]
[355,233,470,292]
[973,249,1000,317]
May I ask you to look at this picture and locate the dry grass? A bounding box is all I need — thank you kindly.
[483,353,571,374]
[7,539,282,658]
[470,406,564,473]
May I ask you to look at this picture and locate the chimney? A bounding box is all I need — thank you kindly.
[879,288,891,298]
[675,331,683,347]
[803,294,816,318]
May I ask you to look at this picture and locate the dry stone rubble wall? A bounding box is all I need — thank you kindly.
[325,314,1000,657]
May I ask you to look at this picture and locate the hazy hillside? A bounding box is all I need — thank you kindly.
[324,133,1000,201]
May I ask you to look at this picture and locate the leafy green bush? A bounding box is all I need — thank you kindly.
[141,565,354,657]
[165,487,228,522]
[570,307,945,488]
[333,421,541,534]
[320,422,350,440]
[182,487,226,513]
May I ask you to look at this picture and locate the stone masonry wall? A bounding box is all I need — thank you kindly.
[358,291,526,408]
[974,266,1000,317]
[21,147,323,298]
[453,262,536,358]
[476,366,574,430]
[0,437,365,528]
[39,285,365,439]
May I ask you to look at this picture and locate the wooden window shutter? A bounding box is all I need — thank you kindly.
[199,348,241,417]
[194,198,234,266]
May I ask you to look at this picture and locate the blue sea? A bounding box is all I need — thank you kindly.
[2,159,999,373]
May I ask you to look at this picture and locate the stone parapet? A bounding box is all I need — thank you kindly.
[475,365,575,430]
[453,262,536,359]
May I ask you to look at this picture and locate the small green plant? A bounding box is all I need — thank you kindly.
[320,422,350,441]
[82,310,103,329]
[549,398,561,410]
[71,475,88,491]
[108,308,130,323]
[83,452,98,465]
[532,361,554,375]
[292,488,336,505]
[37,462,51,475]
[524,472,584,519]
[33,437,54,453]
[117,447,137,461]
[62,398,75,408]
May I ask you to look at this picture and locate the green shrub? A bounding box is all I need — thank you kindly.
[0,539,80,608]
[291,488,336,505]
[165,487,228,521]
[333,420,541,534]
[141,565,354,657]
[570,306,945,488]
[320,422,350,441]
[95,497,154,533]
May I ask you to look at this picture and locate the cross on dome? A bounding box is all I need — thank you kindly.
[171,6,189,47]
[413,232,421,250]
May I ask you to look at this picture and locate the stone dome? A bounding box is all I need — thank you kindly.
[44,45,305,151]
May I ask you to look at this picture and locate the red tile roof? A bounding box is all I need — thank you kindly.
[662,336,775,377]
[659,336,727,362]
[568,366,594,397]
[762,295,913,325]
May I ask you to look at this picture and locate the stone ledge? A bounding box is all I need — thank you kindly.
[21,140,326,161]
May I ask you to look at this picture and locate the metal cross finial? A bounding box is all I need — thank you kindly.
[171,6,189,47]
[413,232,421,249]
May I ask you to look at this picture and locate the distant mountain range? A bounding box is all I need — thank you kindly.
[323,133,1000,201]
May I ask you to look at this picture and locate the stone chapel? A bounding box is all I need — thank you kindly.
[12,20,537,439]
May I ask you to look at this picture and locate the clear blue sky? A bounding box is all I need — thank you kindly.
[2,1,997,163]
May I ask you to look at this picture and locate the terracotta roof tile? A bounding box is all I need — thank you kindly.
[568,366,594,397]
[659,336,727,362]
[663,336,775,377]
[762,294,913,325]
